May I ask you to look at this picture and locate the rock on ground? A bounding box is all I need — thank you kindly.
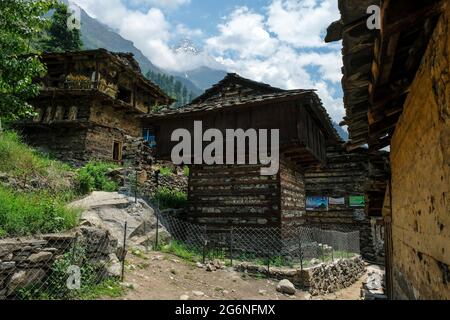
[361,265,386,300]
[276,279,296,295]
[70,192,170,249]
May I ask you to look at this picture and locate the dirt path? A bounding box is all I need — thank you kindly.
[109,251,365,301]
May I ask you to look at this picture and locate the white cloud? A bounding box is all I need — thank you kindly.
[267,0,340,48]
[70,0,345,123]
[176,24,203,38]
[205,7,278,59]
[127,0,191,10]
[204,2,344,122]
[71,0,201,70]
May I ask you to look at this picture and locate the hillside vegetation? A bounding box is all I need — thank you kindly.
[0,131,118,238]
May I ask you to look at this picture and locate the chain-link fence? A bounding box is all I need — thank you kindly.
[142,194,361,271]
[0,226,127,300]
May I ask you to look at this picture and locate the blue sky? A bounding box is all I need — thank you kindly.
[71,0,345,123]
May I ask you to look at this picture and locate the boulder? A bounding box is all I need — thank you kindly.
[276,279,296,295]
[8,269,47,295]
[70,192,170,249]
[106,254,122,278]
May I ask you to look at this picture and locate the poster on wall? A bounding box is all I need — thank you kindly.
[349,196,365,207]
[306,196,329,211]
[329,197,345,206]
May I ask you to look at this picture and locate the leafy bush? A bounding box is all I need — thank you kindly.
[76,161,118,195]
[0,186,80,238]
[183,166,190,177]
[154,187,187,210]
[158,166,175,177]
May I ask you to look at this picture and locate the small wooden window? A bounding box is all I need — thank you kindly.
[117,86,132,104]
[113,141,123,161]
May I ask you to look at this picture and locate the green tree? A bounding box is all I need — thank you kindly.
[145,71,198,109]
[41,2,83,52]
[0,0,57,128]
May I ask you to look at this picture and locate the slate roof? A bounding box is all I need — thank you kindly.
[145,73,342,142]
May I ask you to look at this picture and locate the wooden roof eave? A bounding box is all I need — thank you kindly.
[141,91,316,121]
[336,0,446,151]
[41,49,173,105]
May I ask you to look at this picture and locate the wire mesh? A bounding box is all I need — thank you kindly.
[152,203,361,270]
[0,226,127,301]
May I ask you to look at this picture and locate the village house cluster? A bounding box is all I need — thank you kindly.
[15,0,449,301]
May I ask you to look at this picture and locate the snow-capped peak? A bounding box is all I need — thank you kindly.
[173,38,201,56]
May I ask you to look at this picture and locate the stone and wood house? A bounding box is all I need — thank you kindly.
[17,50,388,261]
[143,73,386,256]
[305,144,389,261]
[16,49,173,166]
[327,0,449,299]
[143,74,341,231]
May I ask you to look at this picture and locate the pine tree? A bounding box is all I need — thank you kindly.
[145,71,198,109]
[41,3,83,52]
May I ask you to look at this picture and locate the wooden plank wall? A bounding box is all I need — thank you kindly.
[187,163,282,228]
[153,102,308,159]
[304,145,378,260]
[297,106,327,164]
[280,159,306,228]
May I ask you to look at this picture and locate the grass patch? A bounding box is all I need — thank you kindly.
[161,240,201,263]
[0,186,80,238]
[0,131,73,192]
[130,248,148,260]
[76,161,119,195]
[154,187,187,210]
[76,279,126,300]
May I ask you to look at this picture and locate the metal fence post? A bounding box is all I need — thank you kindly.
[121,221,128,282]
[267,253,271,279]
[229,227,234,267]
[321,243,325,263]
[134,170,138,204]
[299,237,304,271]
[155,210,160,251]
[202,225,208,264]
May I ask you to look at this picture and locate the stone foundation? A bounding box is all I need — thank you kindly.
[235,256,366,296]
[0,227,120,300]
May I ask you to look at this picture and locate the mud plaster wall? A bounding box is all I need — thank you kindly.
[82,98,143,163]
[390,4,450,300]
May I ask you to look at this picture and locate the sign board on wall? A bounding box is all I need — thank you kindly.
[306,196,329,211]
[329,197,345,206]
[349,196,365,207]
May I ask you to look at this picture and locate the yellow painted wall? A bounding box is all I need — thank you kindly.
[390,4,450,300]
